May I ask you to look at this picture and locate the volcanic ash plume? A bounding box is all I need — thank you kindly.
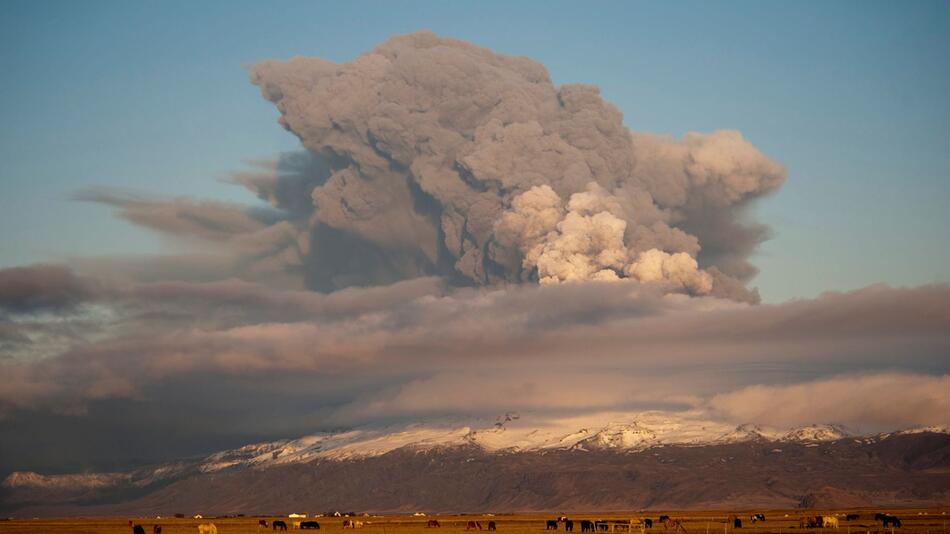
[248,31,784,301]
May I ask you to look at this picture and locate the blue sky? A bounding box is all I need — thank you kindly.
[1,0,948,302]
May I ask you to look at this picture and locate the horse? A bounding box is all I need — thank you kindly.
[658,516,670,526]
[823,517,839,529]
[274,520,289,531]
[354,522,364,529]
[467,521,482,531]
[596,521,610,532]
[750,515,765,523]
[565,520,574,532]
[153,526,163,534]
[581,520,595,532]
[733,518,742,529]
[132,525,146,534]
[882,516,901,528]
[301,521,321,530]
[488,521,497,531]
[644,519,653,529]
[197,525,218,534]
[260,520,270,528]
[428,520,442,528]
[845,515,860,521]
[547,521,559,531]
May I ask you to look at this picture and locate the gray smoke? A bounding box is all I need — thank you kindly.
[246,31,784,301]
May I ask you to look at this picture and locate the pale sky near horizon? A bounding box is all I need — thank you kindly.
[2,0,948,303]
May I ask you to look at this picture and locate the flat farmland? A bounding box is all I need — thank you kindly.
[1,511,948,534]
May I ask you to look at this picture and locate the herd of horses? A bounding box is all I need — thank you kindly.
[126,512,908,534]
[537,513,906,533]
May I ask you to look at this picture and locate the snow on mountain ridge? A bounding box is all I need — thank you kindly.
[779,424,851,443]
[196,413,872,472]
[7,417,947,490]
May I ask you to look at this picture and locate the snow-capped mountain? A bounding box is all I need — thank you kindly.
[191,413,872,471]
[3,415,948,517]
[5,411,937,486]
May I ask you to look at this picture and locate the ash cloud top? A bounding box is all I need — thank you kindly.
[241,31,783,301]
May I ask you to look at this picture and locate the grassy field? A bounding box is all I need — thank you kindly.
[1,510,948,534]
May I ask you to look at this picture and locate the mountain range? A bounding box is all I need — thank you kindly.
[3,413,948,516]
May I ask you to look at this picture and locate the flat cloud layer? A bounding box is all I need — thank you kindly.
[1,262,948,472]
[0,32,946,475]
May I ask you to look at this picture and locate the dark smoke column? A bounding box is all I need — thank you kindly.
[249,31,784,301]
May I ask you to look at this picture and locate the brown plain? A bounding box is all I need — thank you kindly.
[1,510,949,534]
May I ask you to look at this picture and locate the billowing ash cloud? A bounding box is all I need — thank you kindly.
[236,31,783,301]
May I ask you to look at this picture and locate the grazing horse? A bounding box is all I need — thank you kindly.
[428,520,442,528]
[301,521,321,530]
[845,515,860,521]
[581,521,595,532]
[881,516,901,528]
[274,520,289,531]
[488,521,497,531]
[467,521,483,530]
[547,521,559,531]
[260,520,270,528]
[565,520,574,532]
[197,525,218,534]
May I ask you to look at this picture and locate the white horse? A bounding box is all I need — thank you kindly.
[198,524,218,534]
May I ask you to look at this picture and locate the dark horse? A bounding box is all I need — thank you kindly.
[301,521,321,530]
[273,520,288,531]
[882,516,902,528]
[565,521,574,532]
[547,521,559,530]
[132,526,145,534]
[427,520,442,528]
[488,522,497,531]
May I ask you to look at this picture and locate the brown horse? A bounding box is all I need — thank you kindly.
[467,521,482,530]
[427,520,441,528]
